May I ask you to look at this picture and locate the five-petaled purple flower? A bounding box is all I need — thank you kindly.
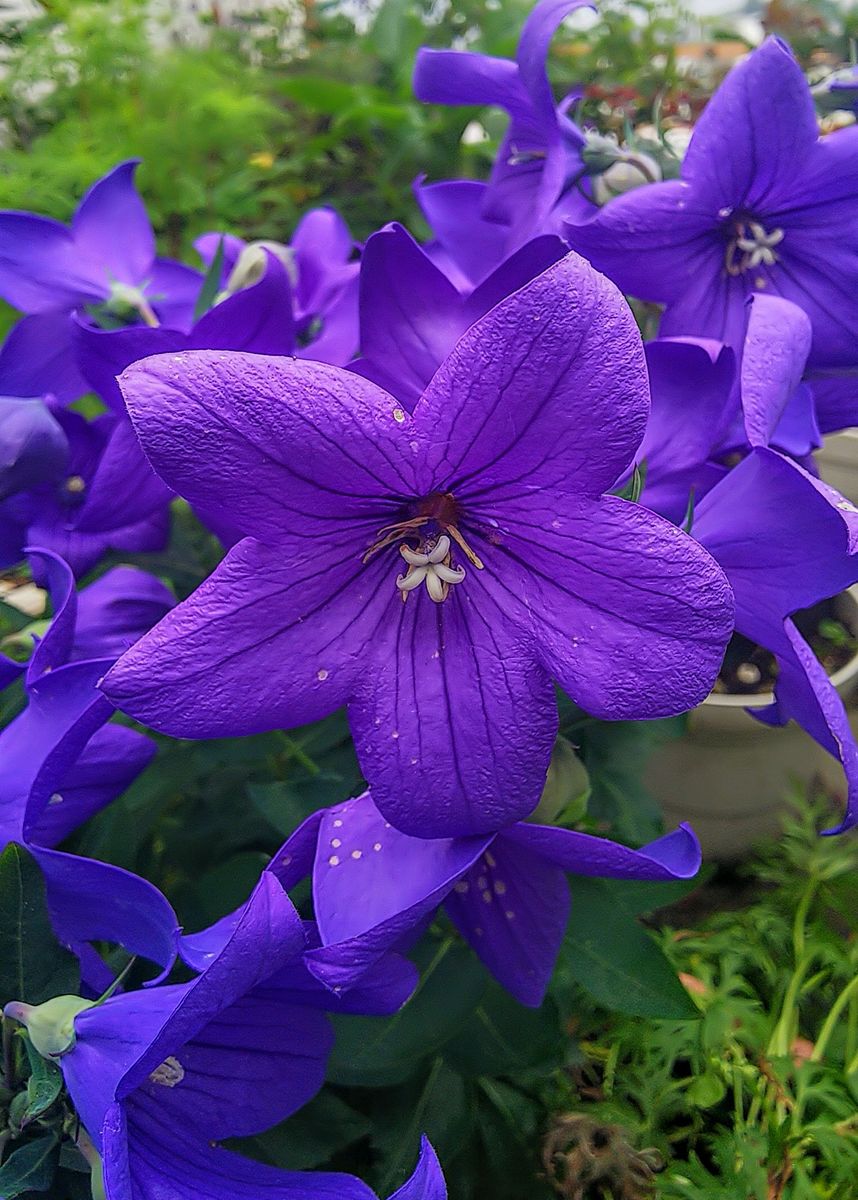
[103,253,733,838]
[565,38,858,369]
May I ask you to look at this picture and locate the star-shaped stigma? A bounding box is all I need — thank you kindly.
[395,534,466,603]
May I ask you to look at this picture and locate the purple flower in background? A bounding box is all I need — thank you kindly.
[0,161,201,402]
[414,0,595,248]
[104,253,733,838]
[5,875,446,1200]
[0,549,179,970]
[565,38,858,368]
[0,399,171,577]
[196,206,359,366]
[352,221,566,409]
[0,396,69,500]
[412,178,512,291]
[267,790,700,1007]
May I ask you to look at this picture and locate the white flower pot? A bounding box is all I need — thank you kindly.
[644,588,858,859]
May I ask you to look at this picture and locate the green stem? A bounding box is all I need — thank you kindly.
[769,952,816,1060]
[811,973,858,1064]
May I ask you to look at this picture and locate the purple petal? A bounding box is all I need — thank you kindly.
[101,1101,377,1200]
[414,179,508,289]
[475,492,733,720]
[693,448,858,644]
[755,618,858,833]
[147,257,204,331]
[349,573,558,836]
[32,846,179,976]
[642,337,736,474]
[769,382,821,458]
[387,1138,447,1200]
[71,416,173,535]
[0,214,103,312]
[73,316,187,414]
[444,835,570,1007]
[356,223,468,411]
[681,39,818,211]
[25,548,78,681]
[71,161,155,288]
[102,535,396,738]
[413,48,526,117]
[26,723,155,846]
[73,565,175,661]
[809,374,858,435]
[741,295,812,448]
[504,820,701,878]
[411,253,649,499]
[297,271,359,367]
[118,351,419,544]
[194,231,246,275]
[0,397,68,500]
[517,1,593,133]
[292,207,355,317]
[0,312,90,404]
[462,234,567,322]
[564,182,715,306]
[272,949,418,1015]
[191,253,296,356]
[302,792,488,986]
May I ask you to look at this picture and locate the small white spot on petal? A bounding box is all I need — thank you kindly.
[482,890,493,904]
[49,793,63,805]
[391,730,399,740]
[373,842,382,852]
[333,819,343,828]
[351,850,362,860]
[331,838,342,848]
[505,910,516,920]
[493,880,507,895]
[454,880,469,894]
[328,855,340,866]
[485,850,497,868]
[392,408,406,423]
[280,854,292,866]
[317,668,329,681]
[477,876,488,890]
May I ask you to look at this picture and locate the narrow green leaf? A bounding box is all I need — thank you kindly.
[0,1132,60,1197]
[0,844,80,1008]
[192,235,225,322]
[21,1035,63,1124]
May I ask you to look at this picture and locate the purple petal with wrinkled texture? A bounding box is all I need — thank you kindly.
[74,319,187,414]
[73,566,174,661]
[741,294,812,447]
[191,252,295,355]
[411,253,649,498]
[472,492,733,720]
[0,312,90,404]
[116,351,419,543]
[71,161,155,289]
[388,1138,447,1200]
[444,835,569,1006]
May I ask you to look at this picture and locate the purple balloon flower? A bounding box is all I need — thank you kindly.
[0,396,69,501]
[565,38,858,369]
[414,0,595,248]
[352,221,566,409]
[0,161,202,403]
[0,550,179,969]
[195,206,359,366]
[103,253,733,838]
[266,790,700,1007]
[5,874,446,1200]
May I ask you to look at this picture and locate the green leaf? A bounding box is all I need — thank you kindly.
[443,984,564,1078]
[579,719,683,843]
[192,234,225,322]
[234,1090,370,1171]
[19,1036,63,1126]
[601,867,713,917]
[554,877,699,1019]
[327,939,488,1087]
[0,1132,60,1197]
[0,844,79,1008]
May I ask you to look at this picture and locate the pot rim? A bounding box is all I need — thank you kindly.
[703,584,858,710]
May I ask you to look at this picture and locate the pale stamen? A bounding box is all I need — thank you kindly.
[725,220,785,276]
[395,535,466,604]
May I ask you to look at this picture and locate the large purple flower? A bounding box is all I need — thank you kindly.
[0,161,201,402]
[565,38,858,369]
[0,550,179,970]
[267,790,700,1007]
[5,875,446,1200]
[103,254,733,838]
[414,0,594,248]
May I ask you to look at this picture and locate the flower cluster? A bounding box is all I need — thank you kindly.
[1,3,858,1196]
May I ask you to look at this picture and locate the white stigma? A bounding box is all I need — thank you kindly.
[726,220,784,275]
[395,535,466,604]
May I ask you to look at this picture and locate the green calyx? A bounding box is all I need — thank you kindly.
[3,997,96,1060]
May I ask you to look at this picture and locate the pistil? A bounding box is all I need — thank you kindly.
[396,535,466,604]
